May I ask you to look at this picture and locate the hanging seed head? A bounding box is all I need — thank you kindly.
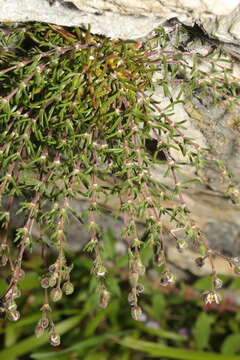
[62,281,74,295]
[131,305,142,321]
[50,288,63,302]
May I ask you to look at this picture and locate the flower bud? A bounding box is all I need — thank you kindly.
[41,277,50,289]
[177,239,187,252]
[128,291,137,306]
[160,271,176,286]
[96,264,106,277]
[214,278,223,289]
[234,266,240,275]
[39,317,49,329]
[129,271,139,287]
[18,269,25,280]
[0,254,8,266]
[49,264,56,273]
[6,300,17,312]
[50,288,63,302]
[35,325,44,338]
[62,281,74,295]
[135,260,145,276]
[154,251,165,267]
[12,287,21,299]
[99,289,111,309]
[50,333,61,347]
[49,275,57,287]
[136,284,144,294]
[131,305,142,321]
[7,310,20,322]
[203,291,221,305]
[195,257,205,267]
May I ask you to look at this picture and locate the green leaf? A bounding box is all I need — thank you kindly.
[0,315,85,359]
[117,337,240,360]
[31,334,114,359]
[192,312,215,351]
[221,334,240,355]
[152,293,166,322]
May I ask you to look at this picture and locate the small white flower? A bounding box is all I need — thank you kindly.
[89,55,95,60]
[203,291,221,305]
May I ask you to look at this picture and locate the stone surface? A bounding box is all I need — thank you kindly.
[0,0,240,44]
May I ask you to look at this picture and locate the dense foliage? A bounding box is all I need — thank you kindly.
[0,21,240,346]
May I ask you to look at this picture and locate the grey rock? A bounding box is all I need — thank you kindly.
[1,0,240,45]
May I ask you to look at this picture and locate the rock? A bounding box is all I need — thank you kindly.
[0,0,240,45]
